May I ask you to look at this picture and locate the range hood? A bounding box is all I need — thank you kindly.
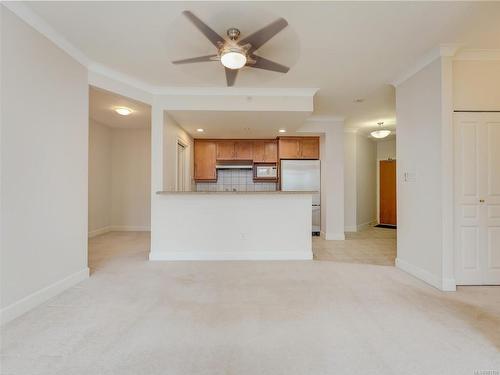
[216,161,253,170]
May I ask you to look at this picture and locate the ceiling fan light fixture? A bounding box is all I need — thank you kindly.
[220,49,247,70]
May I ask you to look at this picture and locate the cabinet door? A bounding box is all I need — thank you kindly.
[279,138,300,159]
[216,140,235,160]
[264,141,278,162]
[194,141,216,181]
[300,137,320,159]
[235,140,253,160]
[253,141,266,162]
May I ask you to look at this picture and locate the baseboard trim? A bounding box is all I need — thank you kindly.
[0,268,89,326]
[357,221,376,231]
[88,225,151,238]
[320,231,346,240]
[109,225,150,232]
[149,251,313,261]
[442,277,457,292]
[395,258,456,291]
[88,226,112,238]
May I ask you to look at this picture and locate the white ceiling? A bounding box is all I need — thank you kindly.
[89,86,151,129]
[25,1,500,135]
[169,110,312,139]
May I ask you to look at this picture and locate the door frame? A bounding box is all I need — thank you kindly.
[377,158,396,225]
[175,138,189,191]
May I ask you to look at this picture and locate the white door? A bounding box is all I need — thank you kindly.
[454,112,500,285]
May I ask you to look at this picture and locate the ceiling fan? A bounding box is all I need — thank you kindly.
[172,11,290,86]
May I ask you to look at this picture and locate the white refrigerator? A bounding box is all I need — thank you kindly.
[280,160,321,235]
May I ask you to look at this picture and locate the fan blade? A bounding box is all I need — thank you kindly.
[172,55,218,64]
[239,18,288,53]
[248,55,289,73]
[225,68,238,87]
[182,11,225,48]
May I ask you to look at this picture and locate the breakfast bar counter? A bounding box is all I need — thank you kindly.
[150,191,313,261]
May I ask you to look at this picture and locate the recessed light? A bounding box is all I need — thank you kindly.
[279,129,286,133]
[115,107,132,116]
[196,128,204,133]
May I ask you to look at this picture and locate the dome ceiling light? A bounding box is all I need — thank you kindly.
[371,122,391,139]
[172,11,290,86]
[115,107,133,116]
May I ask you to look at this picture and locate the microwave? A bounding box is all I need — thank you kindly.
[255,164,277,179]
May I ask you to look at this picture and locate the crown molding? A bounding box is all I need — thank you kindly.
[306,115,345,123]
[2,1,89,67]
[152,87,319,97]
[391,44,461,87]
[453,49,500,61]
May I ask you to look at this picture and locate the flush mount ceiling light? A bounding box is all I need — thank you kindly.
[371,122,391,139]
[196,128,204,133]
[279,129,287,133]
[115,107,132,116]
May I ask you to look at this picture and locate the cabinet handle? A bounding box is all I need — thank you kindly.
[479,199,485,203]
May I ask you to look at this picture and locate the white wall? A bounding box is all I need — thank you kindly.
[88,120,112,234]
[396,59,445,289]
[1,7,88,323]
[376,139,396,160]
[88,122,151,234]
[343,132,377,231]
[111,128,151,230]
[162,113,193,192]
[344,132,357,231]
[356,135,377,228]
[453,60,500,111]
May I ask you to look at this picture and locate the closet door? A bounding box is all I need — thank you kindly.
[454,113,500,285]
[484,116,500,284]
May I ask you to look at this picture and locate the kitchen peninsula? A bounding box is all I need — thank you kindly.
[149,136,320,261]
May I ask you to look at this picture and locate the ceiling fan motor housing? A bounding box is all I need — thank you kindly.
[227,27,241,40]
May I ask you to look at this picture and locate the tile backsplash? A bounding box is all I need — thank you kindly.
[196,169,277,192]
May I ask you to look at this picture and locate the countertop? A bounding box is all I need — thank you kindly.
[156,191,317,195]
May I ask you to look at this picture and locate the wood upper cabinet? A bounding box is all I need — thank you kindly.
[278,137,319,160]
[216,140,235,160]
[194,140,217,181]
[300,137,320,159]
[234,140,253,160]
[253,140,277,163]
[278,138,301,159]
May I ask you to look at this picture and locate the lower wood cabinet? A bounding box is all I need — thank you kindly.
[194,140,217,181]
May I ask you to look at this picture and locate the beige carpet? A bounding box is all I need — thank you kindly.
[1,230,499,375]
